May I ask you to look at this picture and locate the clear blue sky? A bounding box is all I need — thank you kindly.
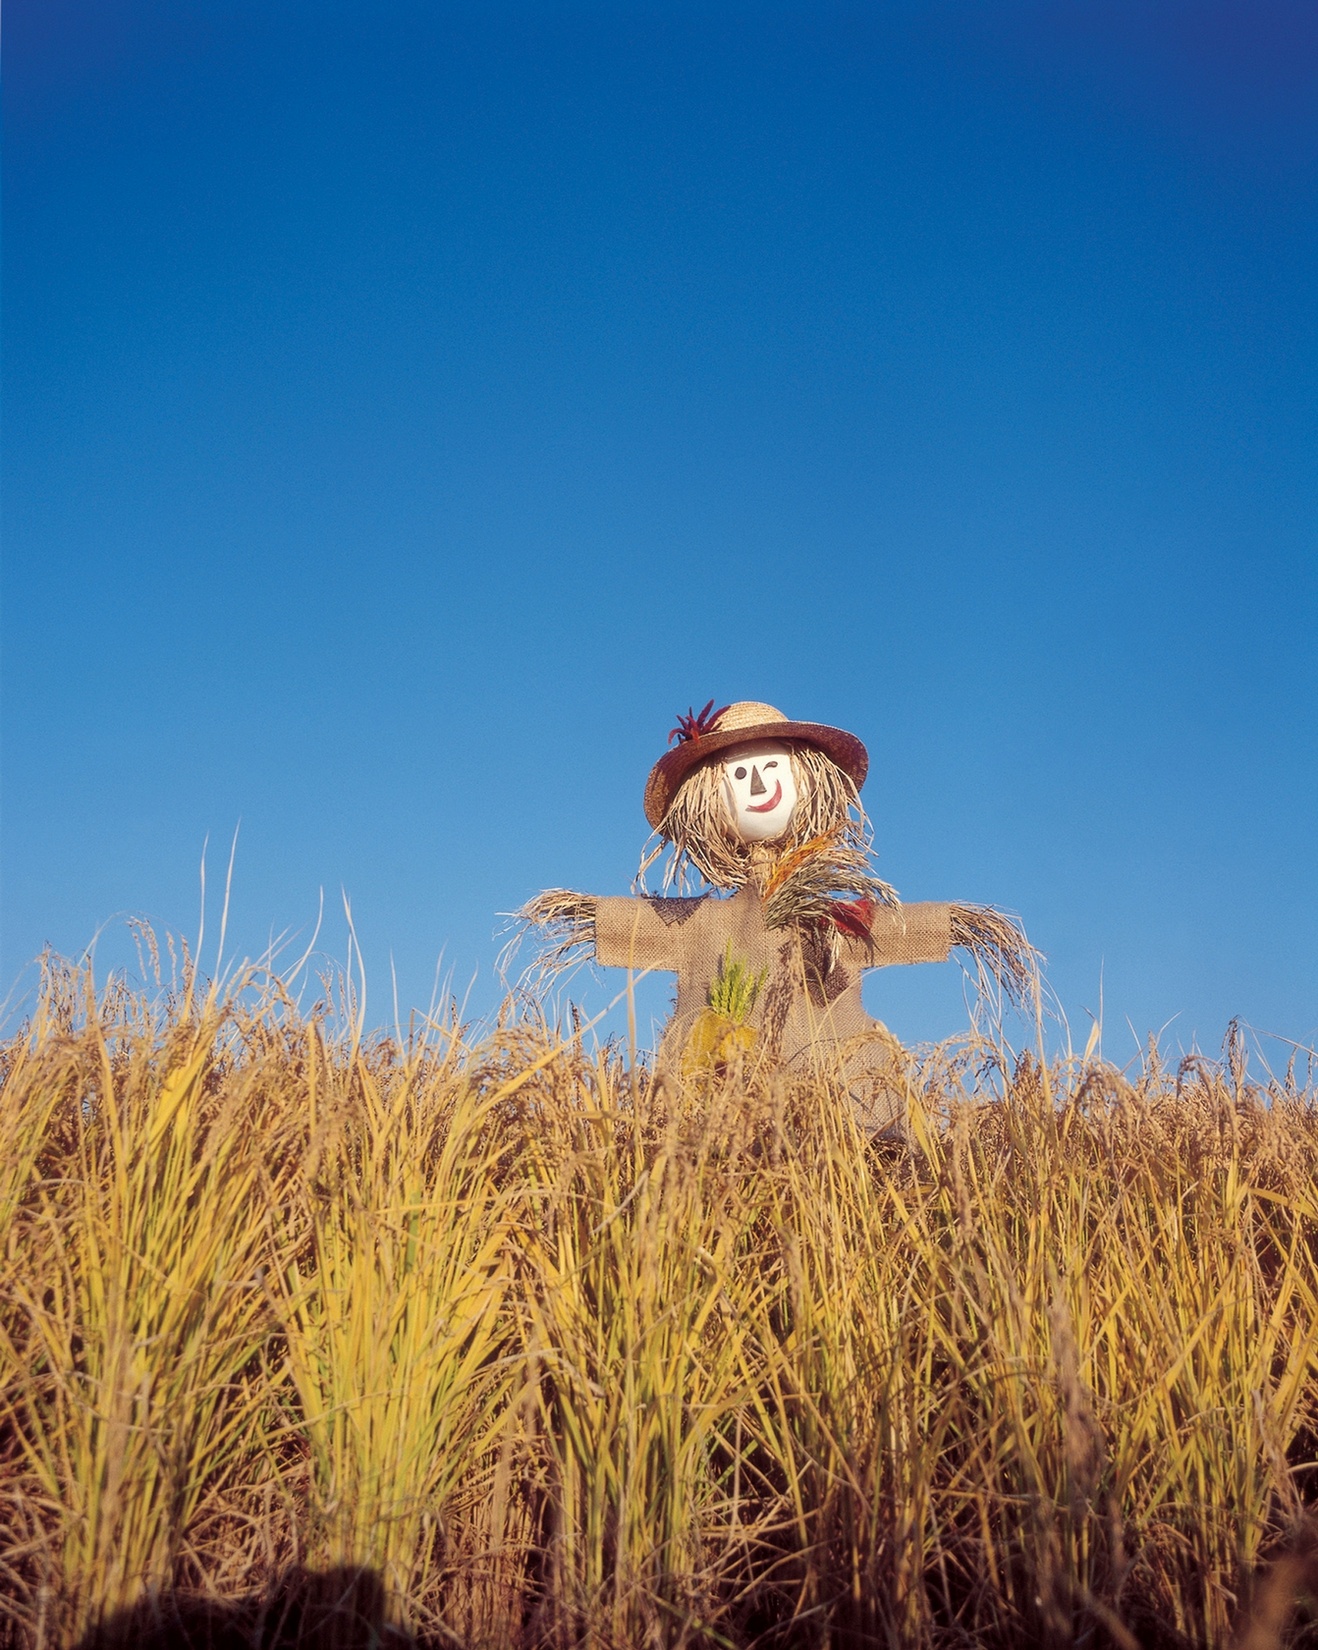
[6,1,1316,1059]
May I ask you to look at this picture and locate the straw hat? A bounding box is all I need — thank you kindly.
[643,700,869,828]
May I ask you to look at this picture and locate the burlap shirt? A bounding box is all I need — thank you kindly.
[594,888,952,1127]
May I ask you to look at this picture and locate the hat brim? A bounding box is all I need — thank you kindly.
[643,720,869,829]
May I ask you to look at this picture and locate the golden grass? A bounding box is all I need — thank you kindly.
[1,954,1317,1648]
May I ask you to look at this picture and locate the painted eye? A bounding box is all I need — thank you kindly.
[734,766,747,780]
[765,760,778,769]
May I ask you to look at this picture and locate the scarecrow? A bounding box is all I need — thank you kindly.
[523,700,1035,1131]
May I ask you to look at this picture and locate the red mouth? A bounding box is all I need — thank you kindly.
[746,780,784,814]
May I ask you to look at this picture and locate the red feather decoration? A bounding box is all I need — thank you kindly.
[668,699,732,746]
[828,898,874,940]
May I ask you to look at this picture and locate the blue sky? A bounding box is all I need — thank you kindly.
[6,1,1316,1058]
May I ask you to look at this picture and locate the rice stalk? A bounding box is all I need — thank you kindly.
[270,1026,522,1632]
[514,1069,785,1648]
[0,951,1316,1649]
[0,963,299,1644]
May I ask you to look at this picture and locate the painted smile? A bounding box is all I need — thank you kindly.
[746,780,784,814]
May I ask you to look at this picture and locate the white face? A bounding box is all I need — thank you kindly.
[720,742,799,842]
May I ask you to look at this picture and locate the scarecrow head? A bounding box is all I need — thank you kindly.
[643,701,871,890]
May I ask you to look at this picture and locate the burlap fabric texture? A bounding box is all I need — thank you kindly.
[595,888,951,1135]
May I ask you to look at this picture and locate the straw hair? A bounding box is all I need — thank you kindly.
[656,743,866,892]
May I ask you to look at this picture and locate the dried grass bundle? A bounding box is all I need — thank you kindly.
[949,902,1040,1009]
[761,833,898,932]
[518,889,596,978]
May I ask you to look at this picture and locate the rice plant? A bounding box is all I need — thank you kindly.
[1,949,1316,1648]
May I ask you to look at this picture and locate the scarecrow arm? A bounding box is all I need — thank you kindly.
[863,900,1038,1006]
[521,891,696,974]
[593,896,693,973]
[865,901,955,967]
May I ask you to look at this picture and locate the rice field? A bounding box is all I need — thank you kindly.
[1,949,1317,1648]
